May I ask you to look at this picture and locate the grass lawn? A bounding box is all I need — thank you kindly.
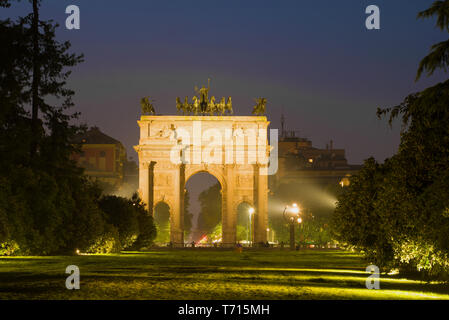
[0,249,448,300]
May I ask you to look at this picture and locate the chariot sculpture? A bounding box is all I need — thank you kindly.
[175,79,234,116]
[145,80,267,116]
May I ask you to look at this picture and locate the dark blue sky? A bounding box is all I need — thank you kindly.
[2,0,448,164]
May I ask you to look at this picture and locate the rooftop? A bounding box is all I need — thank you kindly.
[72,127,122,145]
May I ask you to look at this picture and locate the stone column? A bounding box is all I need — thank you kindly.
[139,162,150,210]
[170,165,184,247]
[222,166,236,247]
[254,164,268,244]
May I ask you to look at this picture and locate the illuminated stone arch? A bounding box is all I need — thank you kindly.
[184,165,226,191]
[134,115,270,247]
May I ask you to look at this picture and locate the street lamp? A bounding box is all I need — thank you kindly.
[266,228,270,244]
[283,203,301,250]
[297,217,302,249]
[248,207,255,247]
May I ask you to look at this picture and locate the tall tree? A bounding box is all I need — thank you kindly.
[30,0,40,156]
[416,0,449,80]
[197,183,221,233]
[332,0,449,278]
[0,1,111,255]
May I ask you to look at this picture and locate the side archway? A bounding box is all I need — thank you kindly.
[154,201,170,244]
[236,201,254,245]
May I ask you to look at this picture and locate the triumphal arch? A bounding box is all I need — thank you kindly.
[134,114,273,247]
[134,83,274,247]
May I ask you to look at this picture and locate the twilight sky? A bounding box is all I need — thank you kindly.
[2,0,448,165]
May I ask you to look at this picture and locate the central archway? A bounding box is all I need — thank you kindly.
[134,115,270,247]
[185,171,222,246]
[236,201,253,246]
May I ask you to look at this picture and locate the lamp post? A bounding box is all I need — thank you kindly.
[266,228,270,243]
[248,207,254,247]
[283,203,300,251]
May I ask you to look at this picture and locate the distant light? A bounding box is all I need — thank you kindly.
[291,206,299,214]
[297,218,302,224]
[308,158,313,163]
[75,249,80,255]
[266,228,270,232]
[388,269,399,275]
[292,203,298,207]
[249,207,255,215]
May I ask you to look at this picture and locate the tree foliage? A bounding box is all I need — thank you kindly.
[333,1,449,279]
[154,202,170,244]
[197,183,222,234]
[333,83,449,278]
[131,193,157,249]
[0,2,156,255]
[416,0,449,80]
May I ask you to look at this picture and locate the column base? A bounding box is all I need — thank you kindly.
[222,230,236,248]
[170,229,184,247]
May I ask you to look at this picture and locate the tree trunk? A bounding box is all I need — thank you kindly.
[289,223,295,250]
[30,0,40,157]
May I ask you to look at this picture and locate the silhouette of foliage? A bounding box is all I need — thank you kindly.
[416,0,449,80]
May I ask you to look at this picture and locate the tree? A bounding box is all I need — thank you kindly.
[331,158,394,268]
[30,0,40,156]
[131,193,156,250]
[98,195,140,250]
[197,183,222,234]
[416,0,449,80]
[154,202,170,244]
[332,1,449,279]
[376,82,449,277]
[0,1,95,255]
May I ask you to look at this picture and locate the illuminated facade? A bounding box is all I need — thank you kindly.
[134,115,271,247]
